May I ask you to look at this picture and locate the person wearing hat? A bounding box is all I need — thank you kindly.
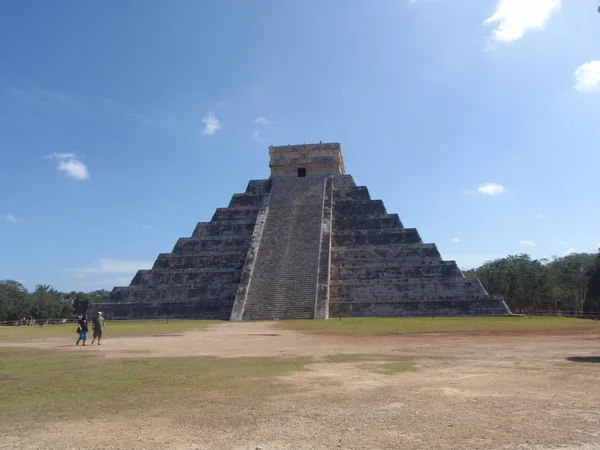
[91,312,106,345]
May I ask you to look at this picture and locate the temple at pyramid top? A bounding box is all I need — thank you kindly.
[89,141,511,321]
[269,142,345,177]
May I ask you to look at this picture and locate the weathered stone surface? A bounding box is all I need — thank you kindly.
[90,142,510,320]
[328,174,509,317]
[89,180,270,320]
[235,175,329,320]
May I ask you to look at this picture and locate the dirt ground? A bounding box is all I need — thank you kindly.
[2,321,600,450]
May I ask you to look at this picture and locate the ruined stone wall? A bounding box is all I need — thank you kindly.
[88,180,271,320]
[328,175,510,317]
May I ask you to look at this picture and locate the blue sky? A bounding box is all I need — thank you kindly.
[1,0,599,293]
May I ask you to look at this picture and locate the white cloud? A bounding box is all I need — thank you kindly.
[73,273,86,279]
[43,152,75,160]
[574,61,600,93]
[565,248,576,255]
[253,116,274,127]
[477,183,505,195]
[536,213,544,220]
[0,214,21,223]
[58,159,90,180]
[484,0,561,44]
[74,258,153,275]
[559,240,568,246]
[452,237,460,243]
[44,152,90,180]
[202,112,221,135]
[520,240,536,247]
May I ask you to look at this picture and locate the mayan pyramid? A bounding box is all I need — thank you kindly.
[90,143,510,320]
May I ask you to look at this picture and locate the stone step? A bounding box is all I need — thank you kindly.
[333,214,404,230]
[331,263,462,280]
[89,301,234,320]
[172,237,250,254]
[211,206,260,222]
[332,228,422,246]
[332,186,370,200]
[329,298,510,318]
[243,179,271,196]
[228,193,264,208]
[130,269,241,286]
[110,284,239,303]
[153,253,246,270]
[333,199,386,216]
[192,222,256,238]
[333,260,453,269]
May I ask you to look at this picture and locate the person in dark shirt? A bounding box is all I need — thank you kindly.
[76,314,89,346]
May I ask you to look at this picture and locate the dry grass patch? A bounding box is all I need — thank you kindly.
[0,320,222,342]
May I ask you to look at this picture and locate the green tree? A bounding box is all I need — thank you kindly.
[547,253,596,314]
[29,285,73,319]
[586,249,600,312]
[0,280,30,321]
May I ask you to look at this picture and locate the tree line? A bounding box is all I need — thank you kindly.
[0,281,109,322]
[464,251,600,315]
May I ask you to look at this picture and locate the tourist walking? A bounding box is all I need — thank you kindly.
[91,311,106,345]
[76,314,89,346]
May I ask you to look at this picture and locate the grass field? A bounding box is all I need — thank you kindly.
[283,316,600,335]
[0,348,307,423]
[0,347,414,426]
[0,319,222,342]
[1,317,598,343]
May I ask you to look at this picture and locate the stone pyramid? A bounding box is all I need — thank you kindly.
[91,143,510,320]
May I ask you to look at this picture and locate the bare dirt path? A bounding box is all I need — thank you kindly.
[2,322,600,450]
[3,320,599,363]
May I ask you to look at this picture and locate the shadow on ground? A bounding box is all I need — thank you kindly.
[566,356,600,363]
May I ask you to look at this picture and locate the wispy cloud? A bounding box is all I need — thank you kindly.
[253,116,274,127]
[452,237,460,243]
[536,213,544,220]
[73,258,153,275]
[574,61,600,93]
[565,247,576,255]
[202,112,221,135]
[43,152,90,181]
[477,183,505,195]
[43,152,76,160]
[484,0,561,44]
[0,214,21,223]
[520,240,536,247]
[73,273,86,279]
[8,86,77,109]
